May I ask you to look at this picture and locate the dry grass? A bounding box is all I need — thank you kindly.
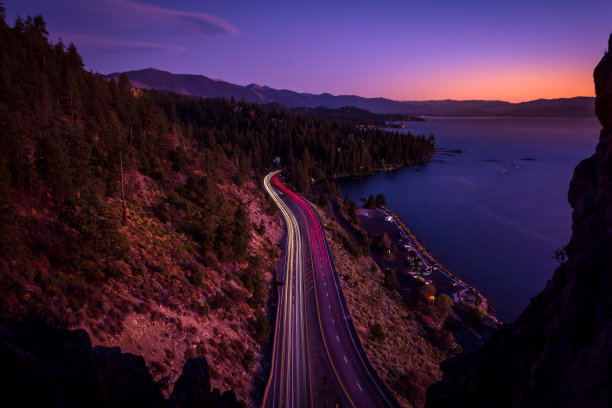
[5,175,282,404]
[94,178,282,401]
[313,203,445,408]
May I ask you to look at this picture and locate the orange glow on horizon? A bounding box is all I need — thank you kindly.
[371,65,595,103]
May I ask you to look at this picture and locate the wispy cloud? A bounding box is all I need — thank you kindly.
[53,32,186,54]
[100,0,240,37]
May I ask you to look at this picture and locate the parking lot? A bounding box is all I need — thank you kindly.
[356,208,468,299]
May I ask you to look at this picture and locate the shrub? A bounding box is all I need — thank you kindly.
[317,194,327,208]
[413,282,437,313]
[209,292,230,312]
[227,286,244,303]
[365,195,376,209]
[242,349,256,370]
[254,309,270,343]
[184,348,196,360]
[196,343,207,355]
[195,301,209,317]
[373,232,392,256]
[469,306,485,322]
[370,322,386,342]
[166,190,190,211]
[244,267,266,309]
[436,293,454,320]
[256,219,266,235]
[384,268,399,291]
[267,243,279,259]
[104,264,124,280]
[348,200,359,224]
[375,194,386,207]
[437,329,456,351]
[232,203,251,259]
[334,230,361,258]
[150,360,166,375]
[188,269,204,286]
[209,365,220,380]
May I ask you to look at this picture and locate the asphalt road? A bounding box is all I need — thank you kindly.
[264,171,399,408]
[263,171,310,408]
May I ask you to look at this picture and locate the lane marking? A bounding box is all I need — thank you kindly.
[261,172,286,408]
[336,335,340,342]
[344,355,348,364]
[278,178,357,408]
[263,171,312,408]
[357,382,363,392]
[303,198,395,408]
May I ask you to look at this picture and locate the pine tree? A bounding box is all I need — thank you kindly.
[36,129,74,212]
[365,195,376,209]
[232,202,251,258]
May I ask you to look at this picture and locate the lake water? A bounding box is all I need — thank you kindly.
[337,117,600,321]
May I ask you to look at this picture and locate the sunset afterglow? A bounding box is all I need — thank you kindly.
[5,0,610,102]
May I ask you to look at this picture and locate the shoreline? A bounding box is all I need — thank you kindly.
[319,147,456,185]
[378,206,501,329]
[315,168,496,308]
[309,190,502,350]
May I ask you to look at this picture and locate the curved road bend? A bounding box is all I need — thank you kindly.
[263,171,310,408]
[267,171,400,408]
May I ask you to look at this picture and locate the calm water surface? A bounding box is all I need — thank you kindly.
[337,117,600,321]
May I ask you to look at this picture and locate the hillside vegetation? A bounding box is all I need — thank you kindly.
[0,8,434,402]
[313,203,447,408]
[0,9,286,400]
[150,91,434,192]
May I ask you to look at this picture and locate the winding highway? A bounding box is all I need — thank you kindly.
[263,171,399,408]
[263,171,311,408]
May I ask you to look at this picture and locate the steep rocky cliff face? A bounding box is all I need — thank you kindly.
[426,33,612,408]
[0,322,240,408]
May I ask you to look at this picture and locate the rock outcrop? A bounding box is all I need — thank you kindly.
[0,322,241,408]
[0,321,166,408]
[168,358,240,408]
[426,33,612,408]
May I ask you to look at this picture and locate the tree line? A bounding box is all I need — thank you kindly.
[151,92,435,192]
[0,9,434,275]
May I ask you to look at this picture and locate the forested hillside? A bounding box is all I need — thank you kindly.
[0,8,433,402]
[0,9,284,399]
[151,92,434,192]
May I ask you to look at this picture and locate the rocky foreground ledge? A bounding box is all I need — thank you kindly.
[0,321,241,408]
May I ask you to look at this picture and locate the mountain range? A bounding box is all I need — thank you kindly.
[106,68,595,117]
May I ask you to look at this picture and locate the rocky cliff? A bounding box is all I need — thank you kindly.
[0,321,240,408]
[425,33,612,408]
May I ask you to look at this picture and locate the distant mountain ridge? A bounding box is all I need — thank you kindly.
[106,68,595,117]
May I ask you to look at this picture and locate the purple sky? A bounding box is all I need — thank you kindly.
[6,0,611,101]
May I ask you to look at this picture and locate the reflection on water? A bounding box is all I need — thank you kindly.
[337,117,600,321]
